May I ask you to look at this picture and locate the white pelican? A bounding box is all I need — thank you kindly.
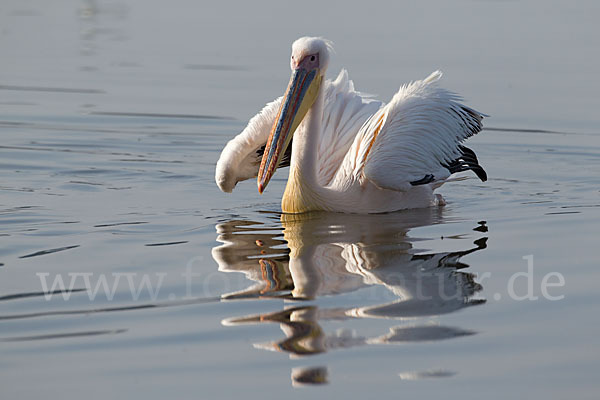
[215,37,487,213]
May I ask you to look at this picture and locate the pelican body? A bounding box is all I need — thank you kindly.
[216,37,487,213]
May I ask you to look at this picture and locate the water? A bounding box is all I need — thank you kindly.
[1,1,599,399]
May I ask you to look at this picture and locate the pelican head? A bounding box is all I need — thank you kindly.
[257,37,333,193]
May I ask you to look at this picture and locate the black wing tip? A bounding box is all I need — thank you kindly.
[472,165,488,182]
[443,146,487,182]
[410,174,436,186]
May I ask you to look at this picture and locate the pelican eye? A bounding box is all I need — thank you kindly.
[310,55,315,61]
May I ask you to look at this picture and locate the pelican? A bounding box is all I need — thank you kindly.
[215,37,487,213]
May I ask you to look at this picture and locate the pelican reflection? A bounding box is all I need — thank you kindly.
[213,209,486,359]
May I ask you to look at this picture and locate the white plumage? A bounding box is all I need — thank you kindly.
[215,70,380,191]
[216,37,486,213]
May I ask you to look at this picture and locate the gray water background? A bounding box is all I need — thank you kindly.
[1,0,599,398]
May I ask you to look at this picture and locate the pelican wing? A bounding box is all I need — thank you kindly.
[351,71,486,192]
[215,96,283,192]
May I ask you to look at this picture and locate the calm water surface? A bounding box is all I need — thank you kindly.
[1,1,599,399]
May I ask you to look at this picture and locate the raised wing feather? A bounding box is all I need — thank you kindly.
[317,70,382,185]
[215,96,283,192]
[356,71,485,191]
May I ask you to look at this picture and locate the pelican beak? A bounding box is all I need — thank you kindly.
[257,62,322,193]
